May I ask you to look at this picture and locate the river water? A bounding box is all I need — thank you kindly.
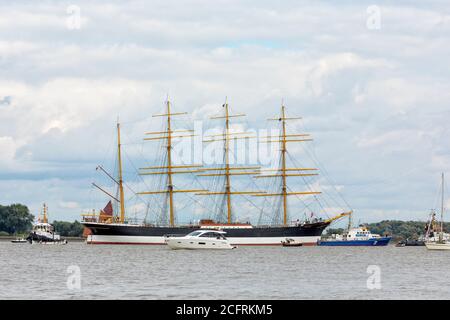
[1,241,449,299]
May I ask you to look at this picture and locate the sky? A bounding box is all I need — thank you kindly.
[1,0,450,226]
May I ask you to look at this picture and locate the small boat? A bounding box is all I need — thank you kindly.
[281,238,303,247]
[31,239,68,245]
[426,173,450,251]
[395,241,406,247]
[11,238,28,243]
[26,204,67,244]
[400,208,450,247]
[165,230,235,250]
[396,238,426,247]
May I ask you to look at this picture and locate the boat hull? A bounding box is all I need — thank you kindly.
[11,239,28,243]
[404,239,425,246]
[165,237,234,250]
[317,237,391,246]
[82,221,330,246]
[425,242,450,250]
[26,232,62,243]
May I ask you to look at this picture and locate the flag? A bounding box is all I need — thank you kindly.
[99,201,113,222]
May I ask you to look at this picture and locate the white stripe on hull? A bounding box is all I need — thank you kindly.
[425,242,450,250]
[86,235,320,246]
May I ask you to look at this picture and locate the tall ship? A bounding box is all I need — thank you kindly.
[82,99,351,245]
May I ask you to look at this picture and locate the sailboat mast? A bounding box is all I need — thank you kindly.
[224,102,232,223]
[441,172,444,236]
[166,100,175,227]
[139,100,206,226]
[117,122,125,223]
[281,105,288,226]
[254,104,326,225]
[196,102,262,223]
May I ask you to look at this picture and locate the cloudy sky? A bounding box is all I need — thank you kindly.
[1,0,450,225]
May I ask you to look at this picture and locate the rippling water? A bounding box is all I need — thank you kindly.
[1,241,449,299]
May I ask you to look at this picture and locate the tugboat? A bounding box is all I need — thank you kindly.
[26,204,67,244]
[281,238,303,247]
[318,212,391,246]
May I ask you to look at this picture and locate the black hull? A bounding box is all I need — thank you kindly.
[26,233,63,243]
[82,221,330,245]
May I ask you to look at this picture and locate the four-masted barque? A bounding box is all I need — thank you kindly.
[82,99,351,245]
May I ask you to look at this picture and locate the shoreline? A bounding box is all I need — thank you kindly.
[0,236,85,242]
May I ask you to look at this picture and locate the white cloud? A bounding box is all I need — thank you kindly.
[59,201,80,209]
[1,1,450,223]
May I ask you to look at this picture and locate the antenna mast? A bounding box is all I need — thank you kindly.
[42,203,48,223]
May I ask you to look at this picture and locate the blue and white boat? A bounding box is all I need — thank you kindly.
[318,226,391,246]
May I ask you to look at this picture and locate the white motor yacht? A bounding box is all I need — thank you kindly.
[165,230,235,250]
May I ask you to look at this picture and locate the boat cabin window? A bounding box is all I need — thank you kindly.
[200,232,216,238]
[199,232,225,239]
[188,231,202,236]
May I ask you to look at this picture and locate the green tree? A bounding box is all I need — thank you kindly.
[325,220,450,240]
[52,220,84,237]
[0,204,34,235]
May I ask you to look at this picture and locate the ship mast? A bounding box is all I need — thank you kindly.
[166,100,175,226]
[440,172,444,241]
[224,103,232,222]
[138,98,206,227]
[197,100,262,224]
[117,122,126,223]
[280,106,288,225]
[90,136,126,223]
[254,103,322,226]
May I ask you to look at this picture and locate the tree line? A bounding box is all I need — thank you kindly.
[0,204,34,235]
[326,220,450,240]
[0,203,84,237]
